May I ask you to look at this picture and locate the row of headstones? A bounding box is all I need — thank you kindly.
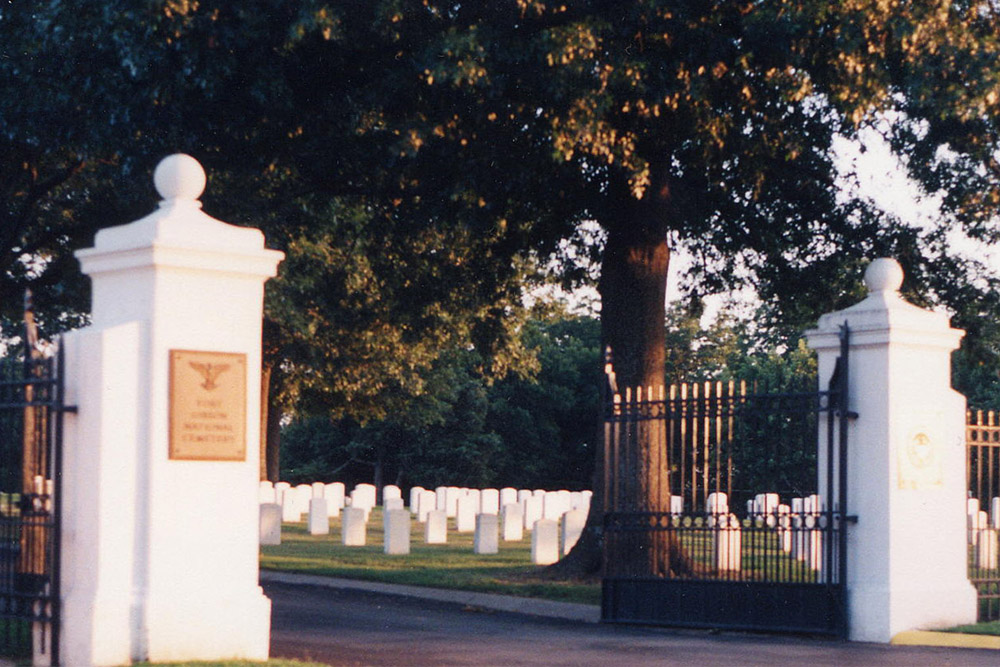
[700,492,828,573]
[258,481,592,565]
[967,497,1000,569]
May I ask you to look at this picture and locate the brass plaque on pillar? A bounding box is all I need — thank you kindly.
[169,350,247,461]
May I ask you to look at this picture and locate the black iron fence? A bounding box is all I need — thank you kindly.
[601,326,852,636]
[966,409,1000,622]
[0,346,66,665]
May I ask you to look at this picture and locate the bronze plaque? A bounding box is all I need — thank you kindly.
[169,349,247,461]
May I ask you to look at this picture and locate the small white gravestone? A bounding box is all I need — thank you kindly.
[968,498,981,546]
[670,495,683,516]
[714,514,742,572]
[282,490,303,523]
[777,504,792,553]
[707,492,728,515]
[973,511,997,569]
[456,494,477,532]
[325,482,345,517]
[385,497,404,511]
[561,509,587,556]
[533,488,547,498]
[474,514,499,554]
[435,486,449,511]
[409,486,425,513]
[383,484,402,504]
[353,483,377,511]
[468,488,482,510]
[542,491,563,521]
[341,507,367,546]
[501,503,524,541]
[259,481,276,505]
[531,519,560,565]
[259,504,282,545]
[311,481,326,498]
[480,488,500,515]
[418,490,437,522]
[295,483,313,511]
[308,498,330,535]
[384,509,411,555]
[446,487,462,517]
[523,495,544,531]
[500,487,518,508]
[274,481,291,500]
[992,497,1000,530]
[517,489,533,503]
[425,509,448,544]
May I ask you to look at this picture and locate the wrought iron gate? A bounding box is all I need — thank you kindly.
[601,327,853,636]
[0,310,68,665]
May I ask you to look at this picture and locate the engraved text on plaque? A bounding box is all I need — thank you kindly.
[169,349,247,461]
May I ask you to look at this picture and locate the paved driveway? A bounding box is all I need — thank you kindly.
[265,581,996,666]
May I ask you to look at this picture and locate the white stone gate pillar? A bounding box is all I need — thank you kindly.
[806,258,976,642]
[60,155,283,664]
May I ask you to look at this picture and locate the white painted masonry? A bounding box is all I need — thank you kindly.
[806,258,977,642]
[61,155,283,664]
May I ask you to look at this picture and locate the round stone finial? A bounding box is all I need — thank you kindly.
[864,257,904,293]
[153,154,206,201]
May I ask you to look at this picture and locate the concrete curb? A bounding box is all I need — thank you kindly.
[260,570,601,623]
[890,630,1000,650]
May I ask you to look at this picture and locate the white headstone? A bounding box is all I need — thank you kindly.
[500,487,518,509]
[383,484,402,504]
[435,486,449,511]
[409,486,425,513]
[384,509,411,555]
[456,494,477,532]
[308,498,329,535]
[480,488,500,515]
[517,489,533,503]
[281,490,303,523]
[418,490,437,522]
[311,481,326,498]
[353,483,377,511]
[474,514,499,554]
[543,491,564,520]
[707,492,728,515]
[670,495,683,516]
[425,509,447,544]
[259,481,276,505]
[446,487,462,517]
[385,497,405,511]
[531,519,560,565]
[714,514,742,571]
[561,509,587,556]
[325,482,346,516]
[993,497,1000,530]
[259,504,282,545]
[501,503,524,541]
[341,507,367,546]
[523,495,543,531]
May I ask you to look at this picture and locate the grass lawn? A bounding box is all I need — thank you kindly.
[259,509,600,605]
[942,620,1000,636]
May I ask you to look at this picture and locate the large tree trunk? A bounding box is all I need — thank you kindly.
[550,218,670,577]
[553,169,702,578]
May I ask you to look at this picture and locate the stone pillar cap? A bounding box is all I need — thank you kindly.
[806,257,963,350]
[76,154,284,277]
[864,258,904,294]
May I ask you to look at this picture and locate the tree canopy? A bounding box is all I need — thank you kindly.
[3,1,1000,571]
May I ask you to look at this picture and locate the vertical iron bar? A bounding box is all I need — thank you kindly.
[837,324,851,637]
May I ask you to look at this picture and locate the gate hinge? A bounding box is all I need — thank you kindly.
[843,515,858,524]
[58,404,78,414]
